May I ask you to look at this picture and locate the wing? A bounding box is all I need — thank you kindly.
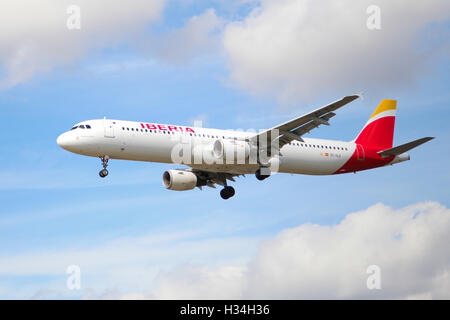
[252,94,362,156]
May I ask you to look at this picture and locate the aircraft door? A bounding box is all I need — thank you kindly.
[104,118,115,138]
[356,144,365,161]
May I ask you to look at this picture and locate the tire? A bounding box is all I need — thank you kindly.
[220,186,235,199]
[99,169,108,178]
[220,188,229,199]
[227,186,235,197]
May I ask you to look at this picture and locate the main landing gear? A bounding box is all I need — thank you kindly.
[255,167,270,181]
[99,155,109,178]
[220,186,235,200]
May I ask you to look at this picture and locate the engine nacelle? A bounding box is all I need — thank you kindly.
[213,139,251,163]
[162,170,197,191]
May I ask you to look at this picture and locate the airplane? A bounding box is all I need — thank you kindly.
[56,95,434,199]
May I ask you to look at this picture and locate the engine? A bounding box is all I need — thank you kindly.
[162,170,198,191]
[212,139,251,163]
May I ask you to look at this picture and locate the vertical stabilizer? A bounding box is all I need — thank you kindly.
[354,99,396,150]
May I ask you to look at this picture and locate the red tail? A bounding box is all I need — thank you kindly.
[354,99,396,150]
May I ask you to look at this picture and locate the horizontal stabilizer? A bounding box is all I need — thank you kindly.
[377,137,434,158]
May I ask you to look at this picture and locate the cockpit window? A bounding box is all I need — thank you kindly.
[70,124,92,130]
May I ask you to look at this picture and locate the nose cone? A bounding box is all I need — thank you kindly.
[57,132,72,150]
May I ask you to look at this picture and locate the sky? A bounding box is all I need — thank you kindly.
[0,0,449,299]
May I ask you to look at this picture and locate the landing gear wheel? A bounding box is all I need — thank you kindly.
[255,168,270,181]
[99,169,109,178]
[99,155,110,178]
[220,186,235,199]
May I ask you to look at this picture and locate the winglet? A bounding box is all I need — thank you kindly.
[357,92,364,100]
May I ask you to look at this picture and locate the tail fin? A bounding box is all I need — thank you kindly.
[354,99,396,150]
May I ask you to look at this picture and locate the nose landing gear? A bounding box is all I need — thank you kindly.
[99,156,109,178]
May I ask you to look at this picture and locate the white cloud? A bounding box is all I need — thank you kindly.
[2,0,448,98]
[139,8,225,64]
[0,0,165,88]
[2,201,449,299]
[223,0,450,103]
[152,265,246,299]
[0,226,259,298]
[149,201,450,299]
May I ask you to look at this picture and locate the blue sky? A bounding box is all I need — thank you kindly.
[0,0,449,299]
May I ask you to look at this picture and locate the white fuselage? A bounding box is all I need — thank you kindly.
[57,119,359,175]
